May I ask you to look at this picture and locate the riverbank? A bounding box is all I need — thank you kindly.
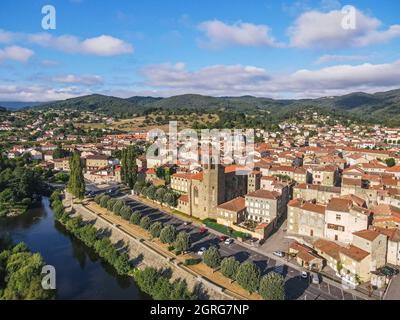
[53,191,198,300]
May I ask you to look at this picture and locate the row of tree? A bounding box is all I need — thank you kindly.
[201,246,285,300]
[55,191,197,299]
[94,193,190,254]
[133,180,179,207]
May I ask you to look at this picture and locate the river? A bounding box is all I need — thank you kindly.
[0,197,149,300]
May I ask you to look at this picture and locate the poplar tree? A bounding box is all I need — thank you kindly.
[67,152,85,199]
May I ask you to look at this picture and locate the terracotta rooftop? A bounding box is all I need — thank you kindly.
[340,245,370,262]
[217,197,246,212]
[246,189,280,200]
[353,229,381,241]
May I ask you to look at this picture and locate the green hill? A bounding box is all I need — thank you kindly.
[28,88,400,125]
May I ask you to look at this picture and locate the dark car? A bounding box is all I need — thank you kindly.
[381,266,399,277]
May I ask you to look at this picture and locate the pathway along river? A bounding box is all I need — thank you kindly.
[0,197,149,300]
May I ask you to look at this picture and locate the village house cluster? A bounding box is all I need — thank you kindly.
[2,110,400,288]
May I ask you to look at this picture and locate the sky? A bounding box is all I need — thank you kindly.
[0,0,400,101]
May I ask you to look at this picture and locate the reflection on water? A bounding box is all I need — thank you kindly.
[0,197,149,300]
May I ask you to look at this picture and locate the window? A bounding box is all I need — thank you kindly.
[336,214,341,221]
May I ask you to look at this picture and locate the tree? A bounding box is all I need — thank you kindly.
[203,246,222,269]
[146,185,157,200]
[130,210,142,225]
[121,146,138,189]
[259,272,285,300]
[140,216,152,230]
[235,261,260,294]
[112,199,124,215]
[159,225,177,244]
[174,231,191,253]
[120,206,132,220]
[385,158,396,167]
[220,256,240,280]
[149,221,163,238]
[163,191,177,207]
[153,277,173,300]
[67,152,85,199]
[99,195,111,208]
[94,193,103,204]
[106,198,117,212]
[155,187,166,204]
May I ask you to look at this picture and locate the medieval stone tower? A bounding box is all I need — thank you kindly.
[190,155,225,220]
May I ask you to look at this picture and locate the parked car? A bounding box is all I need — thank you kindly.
[311,272,321,284]
[273,250,285,258]
[199,227,208,234]
[183,221,191,226]
[197,247,207,255]
[301,271,308,279]
[224,238,234,245]
[219,235,226,242]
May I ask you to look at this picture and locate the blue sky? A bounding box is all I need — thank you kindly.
[1,0,400,101]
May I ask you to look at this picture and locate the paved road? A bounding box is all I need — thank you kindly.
[114,193,360,300]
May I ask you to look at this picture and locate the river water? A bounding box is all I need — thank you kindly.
[0,197,149,300]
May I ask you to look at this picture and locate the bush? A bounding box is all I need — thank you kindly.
[130,211,142,225]
[140,216,152,230]
[160,225,177,244]
[149,221,163,238]
[184,258,201,266]
[236,261,260,294]
[203,246,222,269]
[221,256,240,280]
[259,272,286,300]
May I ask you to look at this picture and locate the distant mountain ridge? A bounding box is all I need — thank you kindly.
[14,88,400,125]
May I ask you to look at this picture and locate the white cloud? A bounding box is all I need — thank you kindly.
[0,46,34,62]
[0,84,86,101]
[52,74,103,85]
[198,20,281,48]
[316,54,372,64]
[28,33,134,56]
[288,8,400,49]
[140,60,400,98]
[0,30,17,43]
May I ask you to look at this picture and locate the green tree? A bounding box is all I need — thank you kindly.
[155,187,166,204]
[259,272,286,300]
[203,246,222,269]
[385,158,396,167]
[121,146,138,189]
[130,210,142,225]
[159,225,177,244]
[149,221,163,238]
[236,261,260,294]
[140,216,152,230]
[120,206,132,220]
[112,199,125,215]
[220,256,240,280]
[67,152,85,199]
[99,194,111,208]
[106,198,117,212]
[174,231,191,253]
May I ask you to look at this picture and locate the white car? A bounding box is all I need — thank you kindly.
[224,238,234,245]
[273,250,285,258]
[311,273,321,284]
[197,247,207,255]
[301,271,308,279]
